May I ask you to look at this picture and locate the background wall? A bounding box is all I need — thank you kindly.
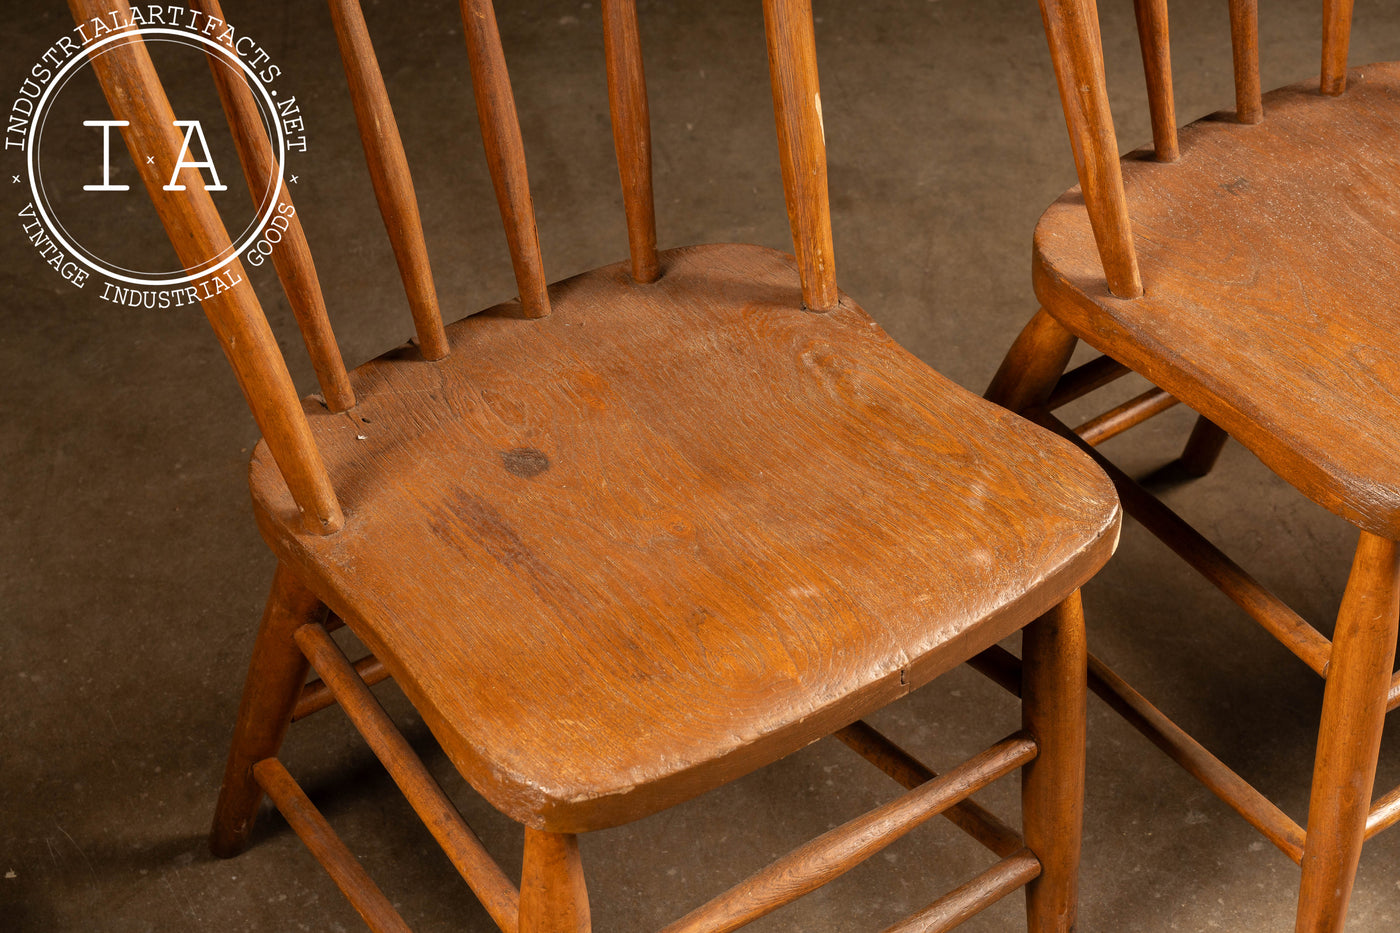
[3,1,1399,930]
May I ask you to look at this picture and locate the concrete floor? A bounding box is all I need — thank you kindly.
[4,0,1400,930]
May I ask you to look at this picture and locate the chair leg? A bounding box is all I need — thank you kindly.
[1178,415,1229,477]
[210,562,327,858]
[520,828,591,933]
[985,308,1079,413]
[1021,591,1088,933]
[1296,533,1400,933]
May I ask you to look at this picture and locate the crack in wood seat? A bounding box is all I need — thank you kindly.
[1034,63,1400,537]
[252,243,1120,834]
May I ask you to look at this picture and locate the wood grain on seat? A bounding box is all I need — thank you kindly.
[253,243,1120,833]
[1034,63,1400,537]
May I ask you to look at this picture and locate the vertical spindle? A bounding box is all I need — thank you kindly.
[1227,0,1263,123]
[1322,0,1355,96]
[762,0,837,313]
[1132,0,1179,160]
[602,0,660,284]
[327,0,450,359]
[194,0,355,412]
[459,0,551,319]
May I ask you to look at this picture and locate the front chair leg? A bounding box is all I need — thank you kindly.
[1021,591,1088,933]
[210,562,327,858]
[1296,532,1400,933]
[520,828,591,933]
[985,308,1079,413]
[1177,415,1230,477]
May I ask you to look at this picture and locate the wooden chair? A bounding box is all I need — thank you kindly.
[72,0,1121,929]
[986,2,1400,931]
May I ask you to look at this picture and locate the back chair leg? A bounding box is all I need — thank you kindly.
[520,828,591,933]
[210,562,327,857]
[1178,415,1230,477]
[1296,532,1400,933]
[985,309,1078,413]
[1021,591,1089,933]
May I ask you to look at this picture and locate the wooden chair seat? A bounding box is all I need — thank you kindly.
[1033,62,1400,537]
[252,243,1119,834]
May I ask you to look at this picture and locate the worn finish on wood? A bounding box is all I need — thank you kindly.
[1131,0,1178,160]
[601,0,659,284]
[70,0,342,534]
[254,758,413,933]
[520,830,590,933]
[326,0,449,359]
[210,564,326,857]
[1227,0,1263,124]
[1037,0,1142,298]
[460,0,551,319]
[191,0,354,412]
[881,850,1041,933]
[295,623,521,933]
[659,734,1037,933]
[763,0,837,312]
[1322,0,1356,95]
[1035,65,1400,538]
[835,719,1024,858]
[1297,534,1400,933]
[253,243,1120,833]
[1021,594,1087,933]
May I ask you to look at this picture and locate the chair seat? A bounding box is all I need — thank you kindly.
[1034,63,1400,537]
[251,243,1118,833]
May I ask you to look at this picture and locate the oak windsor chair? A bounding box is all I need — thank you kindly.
[72,0,1121,929]
[986,1,1399,931]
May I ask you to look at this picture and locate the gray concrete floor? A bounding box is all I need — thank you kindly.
[4,0,1400,930]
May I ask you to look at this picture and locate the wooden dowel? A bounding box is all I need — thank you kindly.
[254,758,413,933]
[1365,780,1400,840]
[658,734,1037,933]
[460,0,551,319]
[1132,0,1179,160]
[1038,411,1334,677]
[296,624,521,933]
[966,644,1024,698]
[1046,354,1132,410]
[1038,0,1142,298]
[1227,0,1263,123]
[601,0,659,284]
[985,308,1079,412]
[1073,386,1178,446]
[834,720,1025,858]
[1088,654,1306,863]
[763,0,837,312]
[72,0,342,535]
[1322,0,1355,96]
[1387,669,1400,714]
[519,829,591,933]
[192,0,354,412]
[1178,415,1230,477]
[881,850,1041,933]
[327,0,449,358]
[293,652,391,721]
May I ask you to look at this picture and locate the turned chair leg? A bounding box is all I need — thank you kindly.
[985,308,1078,413]
[1295,532,1400,933]
[1021,591,1088,933]
[210,562,328,858]
[1178,415,1229,477]
[520,828,591,933]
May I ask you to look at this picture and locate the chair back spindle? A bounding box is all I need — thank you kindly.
[459,0,551,319]
[327,0,450,358]
[602,0,660,284]
[192,0,355,412]
[1322,0,1356,95]
[1038,0,1143,299]
[70,0,343,534]
[763,0,838,312]
[1132,0,1179,161]
[1228,0,1263,123]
